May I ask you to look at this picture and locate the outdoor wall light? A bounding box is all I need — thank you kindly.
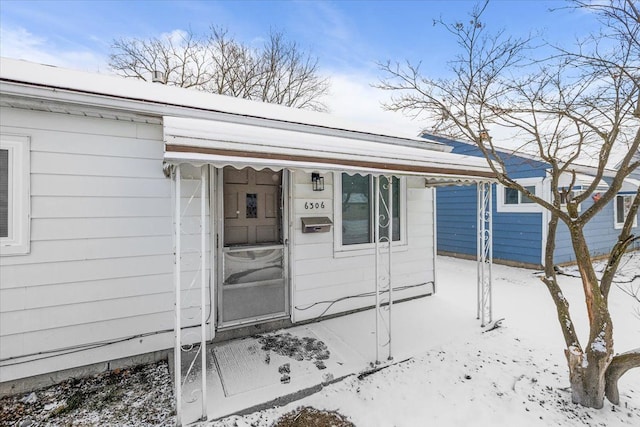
[312,172,325,191]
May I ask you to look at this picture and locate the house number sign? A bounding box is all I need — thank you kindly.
[304,201,326,210]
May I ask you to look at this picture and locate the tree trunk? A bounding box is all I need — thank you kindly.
[566,345,611,408]
[605,348,640,404]
[565,226,614,408]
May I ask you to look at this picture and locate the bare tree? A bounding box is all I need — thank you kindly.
[109,27,330,111]
[377,0,640,409]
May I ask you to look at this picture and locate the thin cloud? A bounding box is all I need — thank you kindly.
[325,71,428,137]
[0,25,107,72]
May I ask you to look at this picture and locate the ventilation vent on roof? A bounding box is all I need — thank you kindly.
[151,71,165,84]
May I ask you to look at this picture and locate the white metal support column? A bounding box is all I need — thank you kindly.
[387,175,393,361]
[173,164,209,426]
[374,176,381,364]
[476,181,493,327]
[374,175,394,363]
[173,165,182,425]
[199,165,208,422]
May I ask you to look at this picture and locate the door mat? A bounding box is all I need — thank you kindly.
[212,330,332,397]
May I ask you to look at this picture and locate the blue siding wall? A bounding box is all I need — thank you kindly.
[432,136,545,265]
[430,135,640,266]
[437,185,477,255]
[437,184,543,265]
[554,195,640,264]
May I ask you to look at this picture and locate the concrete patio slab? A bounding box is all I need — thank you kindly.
[179,291,480,424]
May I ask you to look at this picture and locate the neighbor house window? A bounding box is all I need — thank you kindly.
[0,134,30,255]
[496,178,543,213]
[339,173,403,248]
[504,185,536,205]
[559,188,583,213]
[614,194,637,229]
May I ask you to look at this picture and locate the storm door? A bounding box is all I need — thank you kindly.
[218,167,288,326]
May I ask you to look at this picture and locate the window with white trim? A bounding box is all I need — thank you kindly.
[560,188,583,213]
[336,173,405,251]
[0,134,30,255]
[614,193,637,229]
[496,177,543,213]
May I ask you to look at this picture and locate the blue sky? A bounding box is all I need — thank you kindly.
[0,0,600,133]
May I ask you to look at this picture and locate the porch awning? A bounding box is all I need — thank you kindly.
[163,116,497,180]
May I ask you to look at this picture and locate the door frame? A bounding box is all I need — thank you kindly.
[213,167,291,330]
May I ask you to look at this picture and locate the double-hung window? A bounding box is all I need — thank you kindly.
[338,173,403,250]
[614,193,637,229]
[496,177,543,213]
[0,134,30,255]
[504,185,535,205]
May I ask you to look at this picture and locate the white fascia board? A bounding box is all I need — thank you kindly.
[621,178,640,192]
[557,171,609,190]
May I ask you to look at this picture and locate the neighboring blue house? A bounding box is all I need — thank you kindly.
[428,133,640,267]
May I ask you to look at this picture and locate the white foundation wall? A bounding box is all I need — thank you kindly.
[0,107,210,383]
[291,172,435,322]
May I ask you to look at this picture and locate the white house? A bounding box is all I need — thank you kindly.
[0,58,496,395]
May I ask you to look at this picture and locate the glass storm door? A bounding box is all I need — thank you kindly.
[219,167,288,325]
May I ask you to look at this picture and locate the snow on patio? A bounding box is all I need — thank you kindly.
[2,254,639,426]
[207,254,640,427]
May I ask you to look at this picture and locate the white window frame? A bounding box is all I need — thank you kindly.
[614,193,638,230]
[333,172,407,257]
[560,187,583,213]
[496,177,543,213]
[0,134,30,255]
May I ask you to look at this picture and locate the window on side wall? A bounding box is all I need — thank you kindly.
[337,173,404,251]
[560,188,583,213]
[0,134,30,255]
[614,193,637,229]
[496,178,543,213]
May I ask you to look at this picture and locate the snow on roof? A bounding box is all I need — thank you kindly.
[0,57,435,147]
[421,131,622,177]
[163,116,496,179]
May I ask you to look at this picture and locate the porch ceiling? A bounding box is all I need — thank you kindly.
[163,116,497,179]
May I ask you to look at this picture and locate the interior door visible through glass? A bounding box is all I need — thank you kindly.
[220,167,287,325]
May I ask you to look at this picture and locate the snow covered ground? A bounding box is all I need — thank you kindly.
[2,254,638,426]
[208,254,640,427]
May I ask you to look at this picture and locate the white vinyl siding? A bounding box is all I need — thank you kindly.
[0,133,30,255]
[0,107,180,382]
[292,173,433,322]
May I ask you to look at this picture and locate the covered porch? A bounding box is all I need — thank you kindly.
[163,115,496,424]
[175,267,486,422]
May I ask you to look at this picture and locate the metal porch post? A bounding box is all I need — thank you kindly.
[387,175,393,361]
[374,176,381,364]
[476,181,493,327]
[199,165,208,421]
[374,175,394,363]
[174,165,182,426]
